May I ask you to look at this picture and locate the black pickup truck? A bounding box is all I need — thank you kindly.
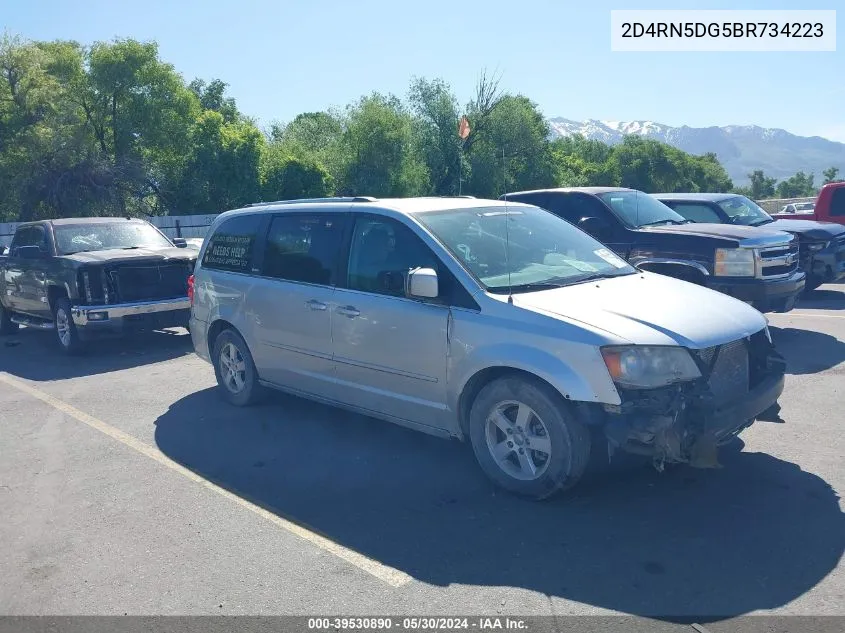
[0,217,197,354]
[654,192,845,292]
[501,187,805,313]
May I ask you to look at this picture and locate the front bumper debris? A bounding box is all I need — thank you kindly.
[599,332,787,471]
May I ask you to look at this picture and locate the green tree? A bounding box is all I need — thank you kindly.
[269,111,343,183]
[747,170,777,199]
[408,76,463,195]
[775,171,816,198]
[336,93,429,197]
[261,149,333,201]
[823,166,841,184]
[170,110,265,212]
[464,94,555,197]
[548,135,616,187]
[188,78,239,124]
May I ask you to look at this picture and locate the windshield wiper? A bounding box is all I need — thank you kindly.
[490,281,567,294]
[639,219,686,227]
[121,246,143,250]
[750,218,773,226]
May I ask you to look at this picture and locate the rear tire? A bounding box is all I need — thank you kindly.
[212,329,263,406]
[0,303,19,335]
[468,376,591,500]
[53,298,84,355]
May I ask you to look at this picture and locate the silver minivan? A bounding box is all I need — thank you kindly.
[189,196,786,499]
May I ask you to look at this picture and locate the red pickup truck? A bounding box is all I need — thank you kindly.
[770,182,845,226]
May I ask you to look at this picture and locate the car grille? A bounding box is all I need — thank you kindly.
[110,263,192,302]
[694,338,750,406]
[759,242,799,278]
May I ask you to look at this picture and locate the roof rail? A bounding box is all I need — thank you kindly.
[246,196,377,207]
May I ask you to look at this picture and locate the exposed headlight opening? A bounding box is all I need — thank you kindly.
[714,248,756,277]
[806,241,829,253]
[601,345,702,389]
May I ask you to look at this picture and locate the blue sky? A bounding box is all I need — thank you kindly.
[4,0,844,140]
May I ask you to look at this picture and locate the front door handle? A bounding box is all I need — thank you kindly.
[306,299,327,311]
[336,305,360,318]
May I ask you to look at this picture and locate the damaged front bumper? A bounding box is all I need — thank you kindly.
[597,335,787,470]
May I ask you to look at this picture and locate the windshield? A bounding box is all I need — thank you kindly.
[596,191,687,228]
[55,222,173,254]
[718,195,773,226]
[415,205,637,292]
[795,202,815,212]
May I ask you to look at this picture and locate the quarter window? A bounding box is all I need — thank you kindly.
[202,215,262,273]
[262,213,344,285]
[11,226,47,255]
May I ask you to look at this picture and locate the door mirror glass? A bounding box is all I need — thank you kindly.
[407,267,438,298]
[578,216,611,240]
[16,245,45,259]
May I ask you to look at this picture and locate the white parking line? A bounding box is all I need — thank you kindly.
[0,372,412,588]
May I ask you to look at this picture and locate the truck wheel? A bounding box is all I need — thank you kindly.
[0,303,19,335]
[53,298,84,355]
[468,376,591,500]
[212,329,263,406]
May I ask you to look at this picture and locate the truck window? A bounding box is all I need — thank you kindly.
[201,215,263,273]
[262,213,344,285]
[830,187,845,217]
[10,226,47,255]
[669,203,722,223]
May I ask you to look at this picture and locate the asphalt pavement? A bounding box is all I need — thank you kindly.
[0,284,843,624]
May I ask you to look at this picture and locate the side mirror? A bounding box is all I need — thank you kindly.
[172,237,187,248]
[578,216,611,239]
[407,267,439,299]
[16,245,45,259]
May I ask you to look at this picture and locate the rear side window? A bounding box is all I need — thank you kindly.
[202,215,262,273]
[262,213,344,285]
[830,187,845,217]
[670,203,722,223]
[11,226,46,252]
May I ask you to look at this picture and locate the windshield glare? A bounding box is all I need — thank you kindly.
[597,191,687,228]
[416,205,636,292]
[55,222,173,254]
[718,196,773,226]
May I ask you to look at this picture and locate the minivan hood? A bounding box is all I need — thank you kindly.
[642,222,791,243]
[766,219,845,241]
[508,272,767,349]
[63,246,196,265]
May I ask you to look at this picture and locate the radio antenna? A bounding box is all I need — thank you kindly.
[503,147,513,304]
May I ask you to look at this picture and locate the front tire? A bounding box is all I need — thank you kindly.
[212,329,262,406]
[53,298,84,355]
[0,302,19,335]
[468,376,591,500]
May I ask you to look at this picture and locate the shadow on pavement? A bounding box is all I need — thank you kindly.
[154,387,844,622]
[799,290,845,310]
[769,326,845,375]
[0,327,194,381]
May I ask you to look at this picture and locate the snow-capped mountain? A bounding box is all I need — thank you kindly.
[548,118,845,185]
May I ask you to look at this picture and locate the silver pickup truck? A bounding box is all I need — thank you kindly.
[0,217,197,354]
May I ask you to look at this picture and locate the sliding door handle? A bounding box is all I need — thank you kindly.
[336,305,360,318]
